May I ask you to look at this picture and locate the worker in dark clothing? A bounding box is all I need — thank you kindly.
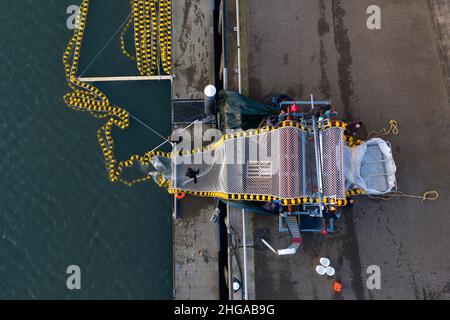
[346,197,355,207]
[323,206,340,219]
[272,94,292,109]
[346,121,364,136]
[262,201,280,213]
[316,104,338,120]
[185,167,200,184]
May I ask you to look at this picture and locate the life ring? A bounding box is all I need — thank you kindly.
[176,192,186,199]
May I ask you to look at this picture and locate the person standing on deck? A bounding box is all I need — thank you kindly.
[185,167,200,184]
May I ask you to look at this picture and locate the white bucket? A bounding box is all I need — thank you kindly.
[320,257,330,267]
[325,266,335,276]
[316,265,326,275]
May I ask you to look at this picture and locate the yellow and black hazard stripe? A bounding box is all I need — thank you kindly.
[319,120,348,130]
[346,188,367,196]
[167,188,348,206]
[344,135,365,147]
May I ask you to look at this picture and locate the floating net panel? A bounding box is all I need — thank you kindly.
[171,124,346,200]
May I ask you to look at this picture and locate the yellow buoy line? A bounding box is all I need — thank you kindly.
[120,0,172,76]
[63,0,172,186]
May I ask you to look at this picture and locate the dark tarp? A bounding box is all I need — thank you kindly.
[220,199,279,215]
[217,90,279,131]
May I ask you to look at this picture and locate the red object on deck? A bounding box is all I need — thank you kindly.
[333,281,343,293]
[292,238,303,244]
[176,192,186,199]
[290,104,300,113]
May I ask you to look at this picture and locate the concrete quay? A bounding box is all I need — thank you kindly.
[242,0,450,300]
[171,0,218,300]
[171,0,450,300]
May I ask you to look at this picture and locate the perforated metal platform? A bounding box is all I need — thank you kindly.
[171,125,346,200]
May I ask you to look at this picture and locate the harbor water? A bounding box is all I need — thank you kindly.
[0,0,172,299]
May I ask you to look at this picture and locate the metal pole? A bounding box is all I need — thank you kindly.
[226,204,234,299]
[222,0,228,90]
[78,75,172,82]
[235,0,242,94]
[242,208,248,300]
[302,131,307,195]
[172,143,178,219]
[311,95,323,217]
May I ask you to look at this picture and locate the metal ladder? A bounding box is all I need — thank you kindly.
[285,215,301,239]
[284,215,302,254]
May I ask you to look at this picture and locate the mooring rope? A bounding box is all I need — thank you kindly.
[367,119,399,139]
[368,190,439,203]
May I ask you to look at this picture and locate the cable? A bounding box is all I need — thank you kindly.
[79,11,133,78]
[368,190,439,203]
[367,119,399,139]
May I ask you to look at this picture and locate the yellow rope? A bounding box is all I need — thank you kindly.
[368,190,439,203]
[119,12,136,61]
[367,119,399,139]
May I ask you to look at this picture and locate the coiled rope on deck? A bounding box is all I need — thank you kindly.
[63,0,172,186]
[367,119,399,139]
[368,190,439,203]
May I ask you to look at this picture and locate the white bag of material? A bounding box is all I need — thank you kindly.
[344,138,397,195]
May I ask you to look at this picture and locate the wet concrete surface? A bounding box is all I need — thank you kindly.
[244,0,450,299]
[174,196,220,300]
[172,0,219,299]
[228,205,256,300]
[431,0,450,96]
[172,0,215,100]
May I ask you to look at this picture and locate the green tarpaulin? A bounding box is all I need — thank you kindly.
[217,90,279,131]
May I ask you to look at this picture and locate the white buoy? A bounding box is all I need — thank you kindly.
[204,84,217,97]
[316,265,326,275]
[325,266,335,276]
[204,85,217,116]
[320,257,330,267]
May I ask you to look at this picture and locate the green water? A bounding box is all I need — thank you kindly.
[0,0,172,299]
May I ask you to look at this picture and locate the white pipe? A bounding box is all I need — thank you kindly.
[235,0,242,94]
[311,94,324,218]
[222,0,228,90]
[226,205,234,299]
[261,239,277,255]
[242,208,248,300]
[78,75,172,82]
[172,150,177,219]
